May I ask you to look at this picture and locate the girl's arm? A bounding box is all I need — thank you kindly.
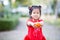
[27,21,34,26]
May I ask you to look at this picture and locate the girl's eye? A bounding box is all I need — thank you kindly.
[37,12,39,14]
[37,13,39,14]
[33,12,35,14]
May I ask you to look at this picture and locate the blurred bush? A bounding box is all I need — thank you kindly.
[44,18,60,27]
[20,14,28,17]
[0,16,19,31]
[58,13,60,18]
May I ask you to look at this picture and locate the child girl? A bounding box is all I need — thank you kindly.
[24,5,46,40]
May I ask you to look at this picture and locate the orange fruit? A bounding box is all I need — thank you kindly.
[34,23,42,28]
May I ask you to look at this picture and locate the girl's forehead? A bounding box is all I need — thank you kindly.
[32,8,40,12]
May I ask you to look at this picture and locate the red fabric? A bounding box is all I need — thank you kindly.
[24,19,46,40]
[24,35,30,40]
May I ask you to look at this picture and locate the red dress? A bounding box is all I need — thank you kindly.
[24,19,46,40]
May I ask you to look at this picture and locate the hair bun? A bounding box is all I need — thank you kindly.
[29,6,32,10]
[39,5,41,8]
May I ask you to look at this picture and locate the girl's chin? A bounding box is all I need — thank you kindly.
[34,17,40,19]
[34,18,39,20]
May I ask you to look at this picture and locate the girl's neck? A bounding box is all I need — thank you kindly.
[31,18,40,21]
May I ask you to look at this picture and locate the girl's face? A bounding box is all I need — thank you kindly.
[31,8,40,20]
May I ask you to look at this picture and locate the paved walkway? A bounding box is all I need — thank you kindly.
[0,18,60,40]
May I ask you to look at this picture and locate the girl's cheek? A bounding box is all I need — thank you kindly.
[31,13,35,17]
[38,14,40,17]
[31,14,35,19]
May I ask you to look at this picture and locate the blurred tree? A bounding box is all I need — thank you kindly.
[31,0,49,6]
[16,0,32,6]
[51,0,58,18]
[11,0,17,8]
[0,1,4,17]
[57,0,60,18]
[9,0,32,8]
[52,0,60,18]
[52,0,57,13]
[9,0,17,8]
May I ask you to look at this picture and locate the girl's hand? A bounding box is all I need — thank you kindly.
[33,22,42,28]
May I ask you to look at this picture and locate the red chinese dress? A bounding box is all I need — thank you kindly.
[24,19,46,40]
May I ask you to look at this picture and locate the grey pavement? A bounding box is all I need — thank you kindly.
[0,18,60,40]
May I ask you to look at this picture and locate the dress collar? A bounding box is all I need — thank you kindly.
[31,18,40,22]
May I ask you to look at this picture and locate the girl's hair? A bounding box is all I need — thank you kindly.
[28,5,41,16]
